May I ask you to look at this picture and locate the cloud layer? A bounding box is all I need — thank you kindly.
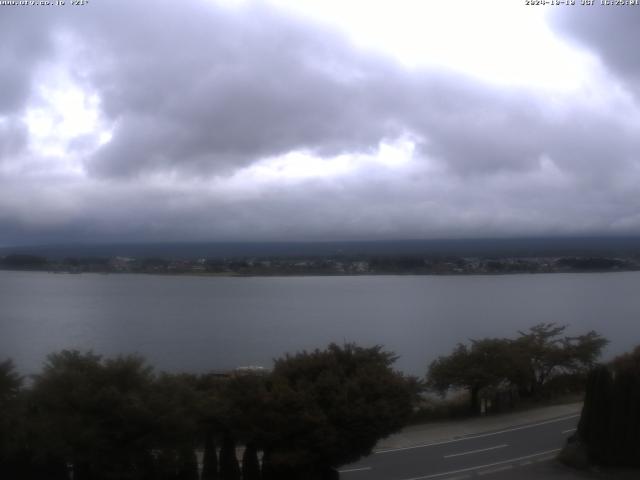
[1,1,640,245]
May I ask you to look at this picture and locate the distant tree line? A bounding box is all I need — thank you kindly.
[0,344,418,480]
[2,252,638,276]
[426,323,608,415]
[555,257,627,271]
[0,254,48,269]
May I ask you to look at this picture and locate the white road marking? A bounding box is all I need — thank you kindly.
[338,466,372,474]
[562,428,577,434]
[397,448,561,480]
[375,414,579,454]
[478,465,513,475]
[534,455,556,463]
[443,444,508,459]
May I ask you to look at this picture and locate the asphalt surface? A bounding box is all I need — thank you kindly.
[339,414,580,480]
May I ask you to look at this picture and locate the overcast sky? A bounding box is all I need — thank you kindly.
[1,0,640,246]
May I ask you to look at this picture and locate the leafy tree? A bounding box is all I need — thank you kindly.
[149,373,202,447]
[1,344,418,479]
[611,344,640,372]
[0,359,27,479]
[216,374,268,479]
[427,339,515,414]
[427,324,608,413]
[148,373,206,480]
[192,372,227,462]
[0,359,22,401]
[220,374,270,448]
[258,343,418,478]
[514,323,607,397]
[29,350,157,480]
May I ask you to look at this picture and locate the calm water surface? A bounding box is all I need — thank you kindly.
[1,270,639,375]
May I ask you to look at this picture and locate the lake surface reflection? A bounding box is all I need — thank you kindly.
[2,270,639,375]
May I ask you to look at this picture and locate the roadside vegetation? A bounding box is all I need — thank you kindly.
[0,324,622,478]
[560,345,640,469]
[424,323,607,416]
[0,344,418,480]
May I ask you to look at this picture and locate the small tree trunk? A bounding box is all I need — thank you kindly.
[202,433,219,480]
[259,451,296,480]
[156,449,179,480]
[33,456,69,480]
[138,451,157,480]
[241,443,261,480]
[470,385,481,415]
[177,447,199,480]
[74,461,92,480]
[219,435,241,480]
[260,450,274,480]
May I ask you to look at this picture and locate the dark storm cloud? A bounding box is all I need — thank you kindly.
[2,0,640,244]
[0,121,27,161]
[13,0,548,180]
[66,0,592,182]
[61,0,406,177]
[71,1,568,181]
[1,0,618,180]
[0,9,54,114]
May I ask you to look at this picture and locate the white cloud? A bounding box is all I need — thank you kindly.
[268,0,595,90]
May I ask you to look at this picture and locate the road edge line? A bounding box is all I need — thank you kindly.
[398,448,562,480]
[375,414,579,454]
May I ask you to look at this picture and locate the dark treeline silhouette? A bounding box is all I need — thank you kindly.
[564,345,640,468]
[0,254,48,269]
[0,344,418,480]
[555,257,627,271]
[5,237,640,261]
[426,323,608,415]
[4,253,637,277]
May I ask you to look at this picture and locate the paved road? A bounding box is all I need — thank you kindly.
[339,414,579,480]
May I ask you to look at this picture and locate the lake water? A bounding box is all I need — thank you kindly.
[1,270,639,376]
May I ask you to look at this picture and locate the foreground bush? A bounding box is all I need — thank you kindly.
[258,344,419,478]
[0,343,418,480]
[564,345,640,468]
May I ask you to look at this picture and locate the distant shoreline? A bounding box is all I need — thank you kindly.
[2,267,639,278]
[2,250,639,277]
